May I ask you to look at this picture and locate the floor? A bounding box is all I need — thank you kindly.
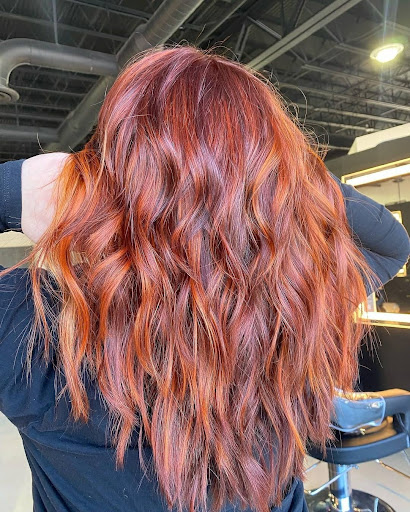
[1,412,409,512]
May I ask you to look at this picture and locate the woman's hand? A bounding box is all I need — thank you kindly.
[21,152,69,243]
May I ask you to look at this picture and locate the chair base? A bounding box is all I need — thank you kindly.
[305,488,395,512]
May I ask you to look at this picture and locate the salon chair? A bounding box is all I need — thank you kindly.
[305,389,410,512]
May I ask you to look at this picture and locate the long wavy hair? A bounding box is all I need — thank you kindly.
[3,45,379,512]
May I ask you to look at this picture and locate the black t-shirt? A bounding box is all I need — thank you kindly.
[1,158,409,512]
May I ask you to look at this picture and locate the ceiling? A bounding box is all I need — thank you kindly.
[0,0,409,163]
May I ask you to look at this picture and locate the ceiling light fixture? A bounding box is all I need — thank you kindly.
[370,42,404,63]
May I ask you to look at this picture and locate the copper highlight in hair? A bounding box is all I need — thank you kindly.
[2,45,379,512]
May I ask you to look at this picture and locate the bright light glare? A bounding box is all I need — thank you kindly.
[359,311,410,325]
[344,163,410,186]
[370,43,404,63]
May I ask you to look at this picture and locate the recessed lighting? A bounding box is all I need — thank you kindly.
[370,43,404,63]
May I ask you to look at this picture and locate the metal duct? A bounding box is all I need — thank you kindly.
[117,0,202,67]
[0,38,118,103]
[47,0,205,152]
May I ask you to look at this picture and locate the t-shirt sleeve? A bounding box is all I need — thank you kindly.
[329,171,410,295]
[0,159,25,233]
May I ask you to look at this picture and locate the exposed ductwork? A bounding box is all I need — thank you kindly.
[0,38,118,103]
[46,0,206,152]
[246,0,364,70]
[1,0,365,148]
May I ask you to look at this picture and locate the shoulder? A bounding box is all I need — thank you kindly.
[22,152,69,170]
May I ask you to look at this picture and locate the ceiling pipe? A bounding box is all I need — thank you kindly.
[0,111,65,123]
[0,38,118,103]
[46,0,205,152]
[302,119,375,133]
[0,124,59,143]
[327,145,351,151]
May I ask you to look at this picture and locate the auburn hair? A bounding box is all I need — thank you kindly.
[3,44,379,512]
